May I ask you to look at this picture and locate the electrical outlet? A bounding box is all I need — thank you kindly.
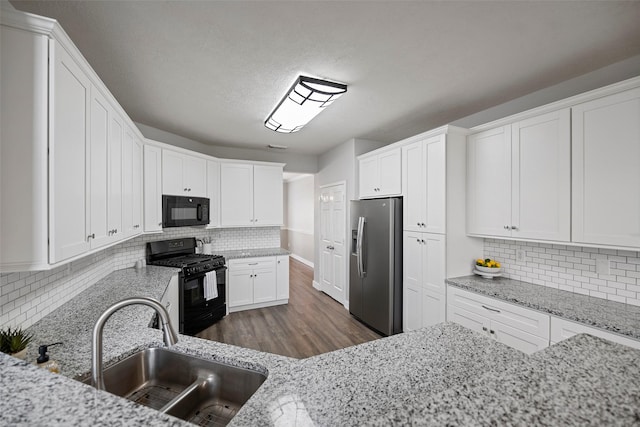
[596,259,611,275]
[516,249,525,262]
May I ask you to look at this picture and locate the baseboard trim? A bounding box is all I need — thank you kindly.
[312,280,321,291]
[290,253,314,268]
[343,301,349,310]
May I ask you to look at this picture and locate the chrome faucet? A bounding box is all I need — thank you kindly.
[91,297,179,390]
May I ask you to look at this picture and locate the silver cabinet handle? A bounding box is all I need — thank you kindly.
[248,263,258,266]
[481,305,501,313]
[504,225,510,230]
[184,188,188,191]
[165,301,171,308]
[87,233,95,240]
[482,326,488,332]
[490,330,495,335]
[511,226,518,230]
[158,222,162,226]
[188,188,191,192]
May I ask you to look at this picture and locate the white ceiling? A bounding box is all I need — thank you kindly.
[10,1,640,155]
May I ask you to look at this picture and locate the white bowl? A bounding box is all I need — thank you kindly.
[475,265,501,274]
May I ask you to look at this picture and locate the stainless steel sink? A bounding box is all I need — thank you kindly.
[80,348,267,426]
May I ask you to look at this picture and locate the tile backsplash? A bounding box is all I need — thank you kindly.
[1,227,280,329]
[484,239,640,307]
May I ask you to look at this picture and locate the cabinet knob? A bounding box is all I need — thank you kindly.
[184,188,188,191]
[504,225,511,230]
[482,326,488,332]
[87,233,95,240]
[188,188,192,192]
[421,240,425,244]
[421,223,425,227]
[416,238,421,243]
[417,222,421,226]
[511,226,518,230]
[490,330,495,335]
[158,222,162,226]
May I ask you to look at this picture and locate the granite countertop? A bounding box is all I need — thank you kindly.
[446,275,640,340]
[218,247,290,260]
[2,267,640,425]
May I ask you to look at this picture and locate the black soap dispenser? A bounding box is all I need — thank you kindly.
[36,342,62,373]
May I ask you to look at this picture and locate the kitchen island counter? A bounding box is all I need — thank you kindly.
[1,268,639,426]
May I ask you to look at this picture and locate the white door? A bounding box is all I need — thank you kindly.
[220,163,254,226]
[276,255,290,300]
[377,149,401,195]
[253,267,276,303]
[422,233,445,294]
[254,165,283,226]
[403,231,423,332]
[49,41,91,262]
[162,150,185,196]
[512,109,570,241]
[183,154,207,197]
[121,127,134,237]
[228,269,253,307]
[467,126,511,237]
[424,135,446,234]
[491,320,549,354]
[402,141,425,232]
[131,137,143,233]
[319,183,347,304]
[358,156,378,198]
[107,110,123,241]
[206,160,220,227]
[143,145,163,232]
[422,288,446,327]
[447,304,491,335]
[403,281,422,332]
[572,88,640,248]
[88,86,110,249]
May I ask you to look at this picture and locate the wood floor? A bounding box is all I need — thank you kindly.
[196,258,382,358]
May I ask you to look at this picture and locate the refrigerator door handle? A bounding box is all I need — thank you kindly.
[357,216,366,278]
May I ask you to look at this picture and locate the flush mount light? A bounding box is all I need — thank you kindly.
[265,75,347,133]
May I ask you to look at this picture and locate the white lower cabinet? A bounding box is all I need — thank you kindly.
[228,256,289,312]
[550,316,640,350]
[447,286,550,354]
[160,274,180,330]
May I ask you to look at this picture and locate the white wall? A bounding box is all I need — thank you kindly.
[135,122,318,174]
[283,175,315,265]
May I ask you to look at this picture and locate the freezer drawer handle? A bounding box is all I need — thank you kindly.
[481,305,501,313]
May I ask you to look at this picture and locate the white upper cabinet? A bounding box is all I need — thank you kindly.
[122,126,143,238]
[162,149,207,197]
[358,148,401,198]
[467,109,571,242]
[107,111,123,240]
[206,160,220,228]
[220,163,284,227]
[254,165,284,226]
[572,88,640,248]
[132,136,143,234]
[143,144,163,232]
[467,125,512,237]
[511,109,570,241]
[49,41,92,263]
[402,135,446,234]
[88,87,111,249]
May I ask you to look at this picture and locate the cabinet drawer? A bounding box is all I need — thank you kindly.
[447,304,490,335]
[550,316,640,350]
[229,257,275,271]
[447,286,549,339]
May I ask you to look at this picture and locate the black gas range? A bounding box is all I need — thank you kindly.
[147,238,226,335]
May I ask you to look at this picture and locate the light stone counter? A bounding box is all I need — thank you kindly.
[217,247,290,260]
[1,267,640,426]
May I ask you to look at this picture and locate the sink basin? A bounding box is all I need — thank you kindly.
[81,348,267,425]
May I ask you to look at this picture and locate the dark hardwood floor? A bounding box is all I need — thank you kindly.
[196,257,382,358]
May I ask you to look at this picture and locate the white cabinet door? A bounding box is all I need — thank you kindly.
[550,316,640,350]
[206,160,220,227]
[228,269,253,307]
[358,155,378,198]
[572,88,640,248]
[377,149,401,195]
[253,268,277,303]
[220,163,254,226]
[88,86,111,249]
[491,320,549,354]
[403,232,423,293]
[422,233,445,294]
[132,137,143,233]
[253,165,283,226]
[49,41,91,263]
[276,255,290,300]
[143,145,163,232]
[424,135,446,234]
[402,141,425,232]
[184,155,207,197]
[161,275,180,331]
[512,109,570,241]
[403,281,422,332]
[467,126,511,237]
[107,111,123,241]
[121,126,134,237]
[422,287,446,328]
[162,150,184,196]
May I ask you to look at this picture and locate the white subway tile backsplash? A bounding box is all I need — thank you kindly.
[484,239,640,305]
[1,227,280,329]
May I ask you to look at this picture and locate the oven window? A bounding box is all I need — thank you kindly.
[171,207,198,220]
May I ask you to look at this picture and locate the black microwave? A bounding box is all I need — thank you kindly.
[162,195,210,227]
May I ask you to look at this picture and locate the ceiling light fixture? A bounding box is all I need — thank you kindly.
[265,75,347,133]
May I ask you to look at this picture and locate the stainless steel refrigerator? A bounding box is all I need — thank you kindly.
[349,197,402,336]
